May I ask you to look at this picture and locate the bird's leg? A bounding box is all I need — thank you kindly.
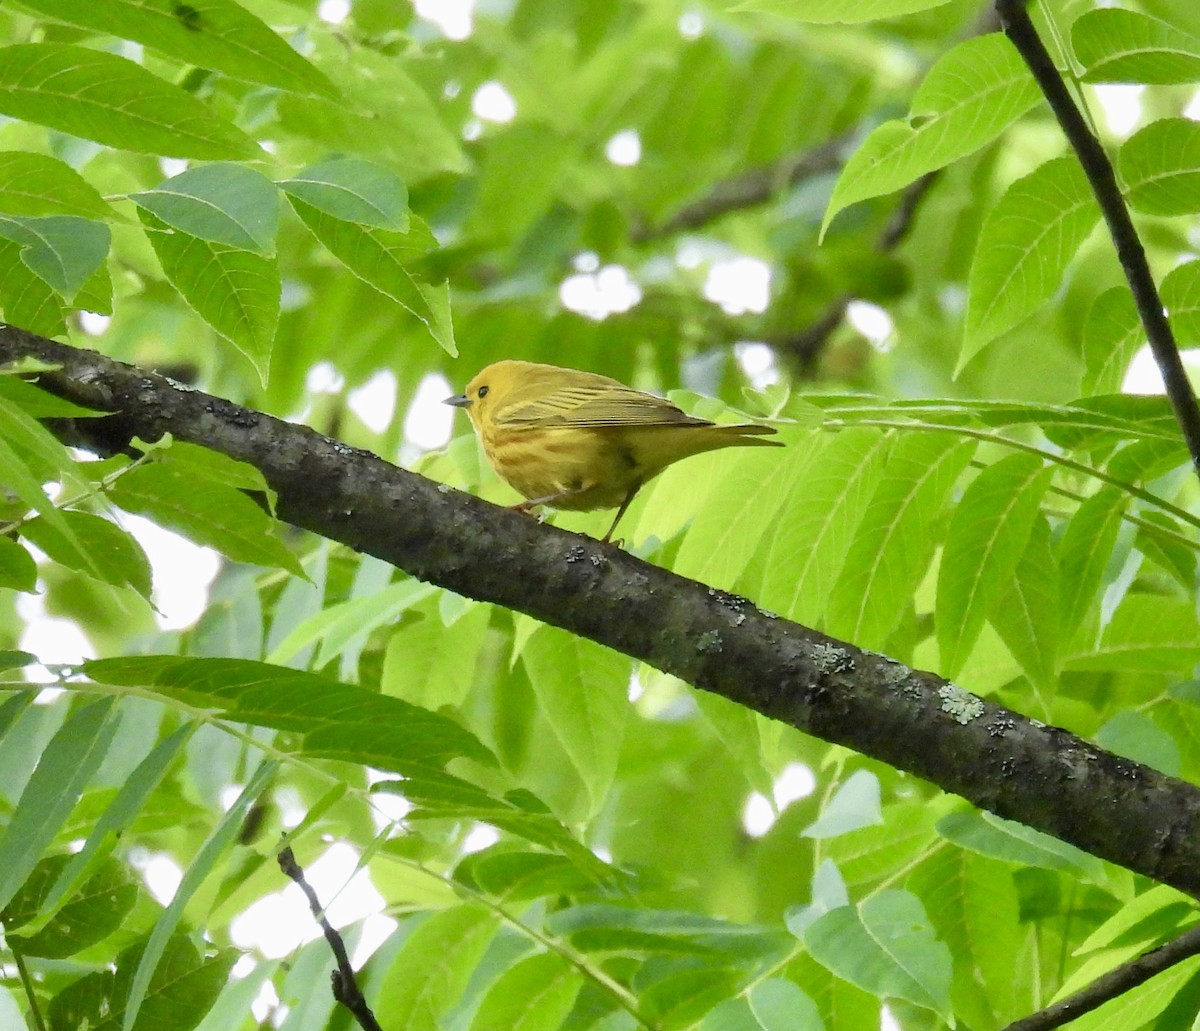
[509,484,591,514]
[601,485,641,545]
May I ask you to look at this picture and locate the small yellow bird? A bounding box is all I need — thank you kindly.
[445,359,781,543]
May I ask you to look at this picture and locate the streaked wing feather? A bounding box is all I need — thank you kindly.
[496,384,709,428]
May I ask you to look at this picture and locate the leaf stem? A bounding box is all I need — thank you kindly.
[11,945,47,1031]
[825,417,1200,531]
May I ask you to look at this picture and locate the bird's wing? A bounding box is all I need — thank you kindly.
[495,382,710,428]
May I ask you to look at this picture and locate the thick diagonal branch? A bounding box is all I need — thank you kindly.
[5,325,1200,898]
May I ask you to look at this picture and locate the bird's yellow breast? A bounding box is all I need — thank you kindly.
[483,425,639,510]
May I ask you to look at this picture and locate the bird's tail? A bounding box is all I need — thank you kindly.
[715,423,782,446]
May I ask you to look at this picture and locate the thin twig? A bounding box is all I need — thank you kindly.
[277,846,384,1031]
[1002,922,1200,1031]
[996,0,1200,484]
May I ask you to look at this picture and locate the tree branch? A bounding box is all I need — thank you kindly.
[772,170,940,372]
[6,326,1200,898]
[631,138,847,242]
[1002,922,1200,1031]
[996,0,1200,483]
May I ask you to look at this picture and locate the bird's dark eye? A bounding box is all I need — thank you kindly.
[477,385,489,398]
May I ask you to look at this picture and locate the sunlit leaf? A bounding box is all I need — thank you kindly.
[962,157,1100,369]
[0,44,258,158]
[936,454,1052,678]
[824,35,1040,233]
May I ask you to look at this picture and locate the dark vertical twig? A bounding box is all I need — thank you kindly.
[996,0,1200,482]
[277,846,384,1031]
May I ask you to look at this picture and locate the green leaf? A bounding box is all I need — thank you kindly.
[0,44,258,159]
[1164,259,1200,346]
[0,697,120,912]
[158,440,277,495]
[807,393,1182,442]
[0,215,109,300]
[1119,118,1200,216]
[382,597,491,708]
[908,848,1021,1028]
[467,952,582,1031]
[755,428,890,626]
[453,848,602,902]
[288,197,456,356]
[1108,437,1188,483]
[303,580,435,672]
[936,454,1052,678]
[1066,594,1200,674]
[824,34,1040,234]
[0,688,34,727]
[641,967,749,1027]
[107,449,300,575]
[0,152,115,219]
[0,375,103,419]
[823,801,942,887]
[16,0,337,98]
[962,157,1100,369]
[1074,8,1200,85]
[1057,488,1127,644]
[1136,511,1195,590]
[18,725,192,937]
[277,39,466,182]
[391,777,607,875]
[990,515,1060,689]
[462,122,576,247]
[21,510,152,599]
[748,980,823,1031]
[0,652,37,676]
[825,434,974,649]
[803,769,882,839]
[132,164,279,253]
[548,904,789,960]
[520,626,629,819]
[122,761,275,1030]
[732,0,952,23]
[3,854,137,957]
[0,391,89,500]
[1081,287,1143,395]
[48,932,236,1031]
[279,157,409,230]
[0,237,65,334]
[1074,884,1192,953]
[0,535,36,591]
[671,440,801,589]
[141,212,278,383]
[374,907,497,1030]
[936,809,1106,878]
[85,655,496,769]
[1056,957,1200,1030]
[804,889,952,1021]
[1096,712,1181,777]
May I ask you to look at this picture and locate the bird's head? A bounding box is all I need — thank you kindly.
[443,360,529,428]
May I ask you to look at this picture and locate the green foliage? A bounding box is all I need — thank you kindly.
[2,0,1200,1029]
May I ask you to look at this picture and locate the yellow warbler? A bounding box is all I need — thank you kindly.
[445,359,781,542]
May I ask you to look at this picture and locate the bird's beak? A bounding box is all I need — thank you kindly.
[443,393,471,408]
